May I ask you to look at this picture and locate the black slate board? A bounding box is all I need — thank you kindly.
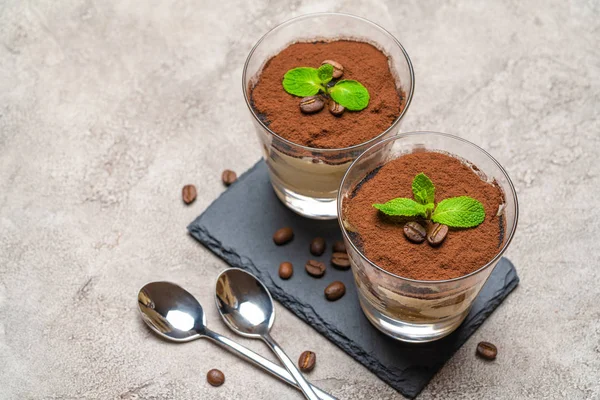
[188,160,519,399]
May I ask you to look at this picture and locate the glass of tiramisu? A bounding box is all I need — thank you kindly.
[243,13,414,219]
[338,132,518,342]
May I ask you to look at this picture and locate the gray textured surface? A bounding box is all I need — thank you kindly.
[0,0,598,399]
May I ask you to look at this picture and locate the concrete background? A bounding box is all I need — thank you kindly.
[1,0,598,398]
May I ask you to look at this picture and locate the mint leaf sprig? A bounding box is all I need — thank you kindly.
[373,173,485,228]
[283,61,370,112]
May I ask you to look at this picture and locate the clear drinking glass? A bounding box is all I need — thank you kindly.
[337,132,519,342]
[242,13,415,220]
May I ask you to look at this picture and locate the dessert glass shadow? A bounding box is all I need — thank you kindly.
[243,13,414,219]
[338,132,519,342]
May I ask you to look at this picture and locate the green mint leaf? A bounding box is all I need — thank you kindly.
[412,173,435,205]
[282,67,323,97]
[317,64,334,84]
[373,198,428,217]
[329,80,370,110]
[432,196,485,228]
[425,202,435,218]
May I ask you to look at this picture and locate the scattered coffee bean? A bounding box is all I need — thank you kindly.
[182,184,197,204]
[278,262,293,279]
[332,240,346,253]
[300,95,325,113]
[298,351,316,372]
[476,341,497,360]
[328,99,345,116]
[322,59,344,79]
[427,223,449,246]
[331,252,351,269]
[305,260,326,277]
[221,169,237,186]
[273,227,294,245]
[206,369,225,386]
[310,237,326,256]
[403,221,426,243]
[324,281,346,301]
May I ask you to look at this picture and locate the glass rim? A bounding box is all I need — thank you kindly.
[337,131,520,284]
[241,12,415,153]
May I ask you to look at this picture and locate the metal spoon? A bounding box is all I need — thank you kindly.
[138,282,335,400]
[215,268,320,400]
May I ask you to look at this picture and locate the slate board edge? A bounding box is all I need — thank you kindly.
[188,218,519,399]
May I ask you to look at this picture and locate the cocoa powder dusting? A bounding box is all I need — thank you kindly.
[250,40,405,149]
[345,152,506,281]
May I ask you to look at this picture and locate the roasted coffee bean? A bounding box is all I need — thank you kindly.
[273,227,294,245]
[299,95,325,113]
[305,260,326,277]
[298,351,316,372]
[206,369,225,386]
[403,221,426,243]
[427,223,449,246]
[310,237,326,256]
[328,99,345,116]
[332,240,346,253]
[324,281,346,301]
[331,252,351,269]
[322,60,344,79]
[221,169,237,186]
[476,341,497,360]
[278,262,293,279]
[182,184,197,204]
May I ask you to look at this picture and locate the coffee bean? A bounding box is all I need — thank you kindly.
[278,262,293,279]
[331,252,350,269]
[298,351,316,372]
[427,223,449,246]
[324,281,346,301]
[182,184,197,204]
[321,60,344,79]
[332,240,346,253]
[273,227,294,245]
[221,169,237,186]
[299,95,325,113]
[310,237,326,256]
[403,221,426,243]
[328,99,345,116]
[206,369,225,386]
[305,260,326,277]
[476,341,497,360]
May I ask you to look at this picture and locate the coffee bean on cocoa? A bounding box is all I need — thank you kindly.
[331,252,350,269]
[324,281,346,301]
[332,240,346,253]
[403,221,426,243]
[310,237,326,256]
[299,95,325,113]
[182,184,197,204]
[321,60,344,79]
[427,223,449,246]
[273,227,294,245]
[305,260,326,277]
[206,369,225,386]
[476,341,497,360]
[328,99,345,116]
[279,262,293,279]
[221,170,237,186]
[298,351,316,372]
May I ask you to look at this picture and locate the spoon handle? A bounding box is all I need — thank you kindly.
[204,330,336,400]
[261,333,321,400]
